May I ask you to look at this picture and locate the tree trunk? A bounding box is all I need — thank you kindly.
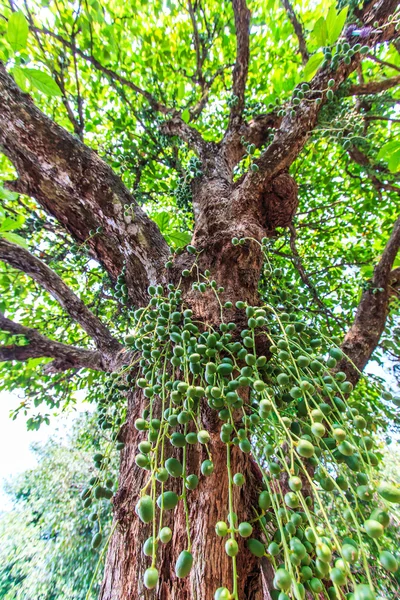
[100,177,277,599]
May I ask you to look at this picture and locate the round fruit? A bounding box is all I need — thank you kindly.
[233,473,245,486]
[143,566,159,589]
[274,569,291,591]
[159,527,172,543]
[165,458,183,478]
[258,491,271,510]
[201,460,214,476]
[215,521,229,537]
[91,532,102,549]
[296,440,314,458]
[238,522,253,538]
[330,567,346,586]
[342,543,359,563]
[143,536,155,556]
[225,539,239,557]
[175,550,193,578]
[157,491,179,510]
[364,519,384,539]
[289,476,302,491]
[378,482,400,503]
[214,588,231,600]
[379,550,398,573]
[186,474,199,490]
[135,495,154,523]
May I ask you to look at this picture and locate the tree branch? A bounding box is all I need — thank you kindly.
[0,63,170,306]
[280,0,309,65]
[347,74,400,95]
[230,0,251,122]
[236,0,399,198]
[0,312,106,372]
[337,215,400,384]
[160,117,211,157]
[29,25,172,115]
[0,237,121,354]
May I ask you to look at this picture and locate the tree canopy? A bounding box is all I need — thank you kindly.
[0,1,400,599]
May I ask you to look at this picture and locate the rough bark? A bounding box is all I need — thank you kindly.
[0,64,169,306]
[0,238,121,354]
[337,215,400,385]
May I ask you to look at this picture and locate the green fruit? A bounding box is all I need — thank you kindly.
[378,482,400,503]
[233,473,245,486]
[91,532,102,549]
[157,491,179,510]
[135,495,154,523]
[201,460,214,476]
[268,542,280,556]
[159,527,172,543]
[175,550,193,578]
[330,567,347,586]
[296,440,314,458]
[247,538,265,558]
[225,539,239,556]
[354,584,376,600]
[143,566,159,589]
[186,474,199,490]
[214,587,231,600]
[238,522,253,538]
[342,543,359,563]
[171,432,186,447]
[143,536,155,556]
[258,491,271,510]
[284,492,299,508]
[370,509,389,527]
[289,476,302,491]
[186,432,198,444]
[165,458,183,477]
[216,521,229,537]
[309,578,323,593]
[197,429,211,444]
[239,439,251,453]
[274,569,291,591]
[379,550,398,573]
[156,468,169,483]
[364,519,384,539]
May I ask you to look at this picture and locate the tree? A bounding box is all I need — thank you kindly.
[0,413,114,600]
[0,1,400,599]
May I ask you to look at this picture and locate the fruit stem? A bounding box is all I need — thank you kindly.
[227,442,239,600]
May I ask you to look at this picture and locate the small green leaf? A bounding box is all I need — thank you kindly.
[10,66,29,92]
[181,108,190,124]
[7,11,29,52]
[23,68,62,97]
[303,52,324,81]
[326,5,349,46]
[165,230,192,248]
[0,214,26,232]
[377,140,400,172]
[0,231,28,248]
[0,186,19,201]
[311,17,328,48]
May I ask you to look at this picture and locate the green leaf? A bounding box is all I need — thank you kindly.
[303,52,324,81]
[165,230,191,248]
[326,5,349,46]
[23,68,62,97]
[377,140,400,172]
[152,210,170,232]
[0,231,28,248]
[0,214,26,232]
[0,186,19,201]
[181,108,190,124]
[7,11,29,52]
[311,17,328,49]
[11,65,29,92]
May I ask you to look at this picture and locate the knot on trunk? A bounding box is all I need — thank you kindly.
[261,171,298,231]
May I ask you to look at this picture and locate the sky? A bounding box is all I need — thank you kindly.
[0,390,90,511]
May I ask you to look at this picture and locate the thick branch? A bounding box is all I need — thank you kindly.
[280,0,309,65]
[0,63,170,305]
[160,117,211,157]
[347,74,400,95]
[230,0,251,122]
[0,312,106,372]
[337,215,400,384]
[0,237,121,354]
[237,0,399,198]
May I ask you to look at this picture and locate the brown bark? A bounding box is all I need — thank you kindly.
[0,64,169,306]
